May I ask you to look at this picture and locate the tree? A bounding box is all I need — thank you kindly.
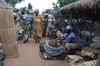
[20,7,28,13]
[58,0,77,7]
[52,2,59,11]
[52,0,77,11]
[28,3,33,10]
[5,0,24,7]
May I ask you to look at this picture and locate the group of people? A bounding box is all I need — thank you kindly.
[13,8,88,57]
[13,9,56,43]
[42,24,88,56]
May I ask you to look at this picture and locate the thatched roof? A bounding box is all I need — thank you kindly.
[59,1,78,12]
[0,1,12,9]
[59,0,100,12]
[74,0,100,9]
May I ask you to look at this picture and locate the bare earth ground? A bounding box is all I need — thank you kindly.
[2,38,71,66]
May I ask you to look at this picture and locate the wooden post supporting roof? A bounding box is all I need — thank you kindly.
[97,53,100,66]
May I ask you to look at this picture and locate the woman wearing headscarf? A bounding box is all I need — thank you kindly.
[33,9,43,43]
[63,25,78,53]
[63,25,88,53]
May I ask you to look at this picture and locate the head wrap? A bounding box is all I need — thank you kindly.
[66,25,73,31]
[34,9,39,12]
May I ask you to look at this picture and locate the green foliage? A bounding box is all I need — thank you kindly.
[20,7,28,13]
[5,0,24,7]
[52,0,77,11]
[28,3,33,10]
[58,0,77,7]
[52,2,59,11]
[20,3,33,13]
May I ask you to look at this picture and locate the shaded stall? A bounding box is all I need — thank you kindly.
[58,0,100,66]
[0,1,18,57]
[59,0,100,41]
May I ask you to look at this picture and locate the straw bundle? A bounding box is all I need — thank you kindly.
[0,8,15,29]
[0,1,18,57]
[2,42,18,57]
[0,28,16,44]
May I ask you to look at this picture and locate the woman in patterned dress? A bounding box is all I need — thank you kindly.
[33,9,43,43]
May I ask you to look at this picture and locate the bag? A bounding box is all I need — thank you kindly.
[56,30,64,38]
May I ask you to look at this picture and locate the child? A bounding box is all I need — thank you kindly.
[23,22,31,43]
[18,24,24,40]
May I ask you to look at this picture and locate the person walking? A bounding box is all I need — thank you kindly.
[42,14,48,37]
[33,9,43,43]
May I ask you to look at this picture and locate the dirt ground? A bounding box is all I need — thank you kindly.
[2,38,71,66]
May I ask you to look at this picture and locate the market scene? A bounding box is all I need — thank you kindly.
[0,0,100,66]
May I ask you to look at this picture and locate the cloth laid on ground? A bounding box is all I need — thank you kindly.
[67,55,83,63]
[39,52,67,61]
[39,40,67,60]
[76,60,97,66]
[81,47,100,59]
[44,42,63,56]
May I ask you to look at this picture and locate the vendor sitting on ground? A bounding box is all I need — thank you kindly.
[62,25,78,53]
[61,25,88,53]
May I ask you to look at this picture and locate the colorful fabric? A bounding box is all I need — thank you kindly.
[44,43,63,56]
[24,34,29,38]
[33,15,43,40]
[23,22,31,39]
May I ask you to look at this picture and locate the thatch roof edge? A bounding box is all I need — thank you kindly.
[58,0,100,12]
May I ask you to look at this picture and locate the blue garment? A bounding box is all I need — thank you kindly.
[77,39,88,49]
[44,43,63,56]
[64,32,78,43]
[23,14,33,21]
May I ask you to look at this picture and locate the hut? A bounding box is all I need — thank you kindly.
[0,1,18,57]
[59,0,100,11]
[58,0,100,66]
[59,0,100,37]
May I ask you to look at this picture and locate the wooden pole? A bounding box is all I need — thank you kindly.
[96,53,100,66]
[69,12,72,24]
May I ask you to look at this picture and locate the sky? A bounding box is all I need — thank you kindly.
[16,0,57,13]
